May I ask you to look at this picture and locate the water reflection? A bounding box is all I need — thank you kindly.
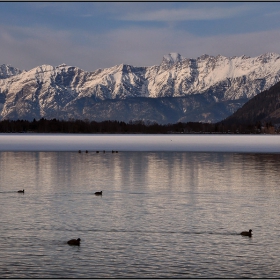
[1,151,280,278]
[1,151,279,193]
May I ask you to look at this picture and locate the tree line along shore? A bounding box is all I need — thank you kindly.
[0,118,277,134]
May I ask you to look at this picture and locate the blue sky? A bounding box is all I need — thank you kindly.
[1,2,280,71]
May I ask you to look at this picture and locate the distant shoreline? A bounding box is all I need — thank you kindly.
[0,134,279,153]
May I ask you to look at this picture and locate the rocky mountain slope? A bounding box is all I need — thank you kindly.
[0,52,280,123]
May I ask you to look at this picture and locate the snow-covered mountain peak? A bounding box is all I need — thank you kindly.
[164,52,183,62]
[261,52,279,58]
[31,64,55,73]
[0,64,23,79]
[57,63,68,68]
[161,53,184,69]
[256,52,280,64]
[1,52,280,123]
[197,54,210,61]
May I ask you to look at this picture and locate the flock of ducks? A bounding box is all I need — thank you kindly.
[15,145,253,247]
[16,188,252,246]
[78,150,118,153]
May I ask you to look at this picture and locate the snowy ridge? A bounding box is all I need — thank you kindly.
[0,64,23,79]
[146,52,280,99]
[0,52,280,122]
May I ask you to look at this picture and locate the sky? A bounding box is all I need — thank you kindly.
[1,2,280,72]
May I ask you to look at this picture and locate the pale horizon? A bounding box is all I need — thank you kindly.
[0,134,279,153]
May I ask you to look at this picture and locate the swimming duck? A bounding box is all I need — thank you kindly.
[67,238,81,246]
[240,229,252,237]
[18,189,24,193]
[94,191,102,196]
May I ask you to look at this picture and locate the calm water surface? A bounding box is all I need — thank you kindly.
[0,151,280,278]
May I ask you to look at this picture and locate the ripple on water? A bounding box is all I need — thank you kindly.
[1,152,280,277]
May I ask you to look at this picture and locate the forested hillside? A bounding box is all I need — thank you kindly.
[223,80,280,125]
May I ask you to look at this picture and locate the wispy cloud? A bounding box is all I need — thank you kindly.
[264,10,280,17]
[0,2,279,72]
[118,5,252,21]
[1,23,279,72]
[0,25,92,70]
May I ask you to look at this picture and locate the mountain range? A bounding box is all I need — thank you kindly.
[1,52,280,124]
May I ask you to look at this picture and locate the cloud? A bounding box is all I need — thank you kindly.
[84,26,280,67]
[0,25,100,71]
[118,6,252,21]
[264,10,280,17]
[0,23,280,72]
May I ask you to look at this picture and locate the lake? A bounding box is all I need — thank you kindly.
[0,150,280,278]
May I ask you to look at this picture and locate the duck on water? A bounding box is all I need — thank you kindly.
[67,238,81,246]
[95,191,102,196]
[240,229,252,237]
[17,189,24,193]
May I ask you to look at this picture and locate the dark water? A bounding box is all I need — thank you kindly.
[0,151,280,278]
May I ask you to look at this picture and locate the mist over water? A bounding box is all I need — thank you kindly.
[0,151,280,277]
[0,134,280,153]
